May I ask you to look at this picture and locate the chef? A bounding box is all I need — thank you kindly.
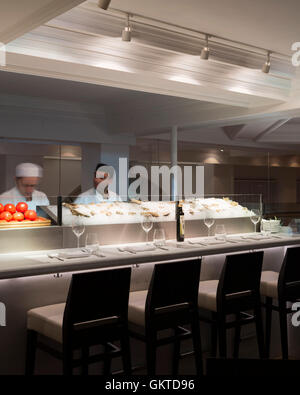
[75,162,121,204]
[0,162,49,212]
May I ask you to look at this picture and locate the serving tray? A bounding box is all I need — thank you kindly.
[0,217,51,228]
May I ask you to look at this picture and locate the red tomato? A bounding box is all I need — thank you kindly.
[4,204,16,214]
[13,212,24,221]
[0,203,4,213]
[0,211,13,222]
[24,210,37,221]
[16,202,28,213]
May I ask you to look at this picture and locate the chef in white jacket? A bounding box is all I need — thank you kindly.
[0,162,49,211]
[75,163,121,204]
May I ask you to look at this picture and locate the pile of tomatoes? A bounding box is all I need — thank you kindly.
[0,202,37,222]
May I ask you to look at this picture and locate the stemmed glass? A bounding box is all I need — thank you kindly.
[204,212,215,237]
[72,217,85,249]
[250,209,261,233]
[141,215,153,244]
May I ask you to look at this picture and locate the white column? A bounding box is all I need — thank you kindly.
[171,126,178,201]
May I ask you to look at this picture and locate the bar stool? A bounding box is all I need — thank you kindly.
[198,251,265,359]
[260,246,300,359]
[25,267,132,375]
[128,259,202,375]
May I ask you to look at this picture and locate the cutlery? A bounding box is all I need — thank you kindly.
[188,241,207,246]
[156,246,169,251]
[47,254,64,261]
[117,248,136,254]
[81,248,106,258]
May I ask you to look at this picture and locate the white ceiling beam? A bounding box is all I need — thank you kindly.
[0,0,86,44]
[253,118,291,142]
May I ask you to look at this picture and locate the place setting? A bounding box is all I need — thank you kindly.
[116,218,171,255]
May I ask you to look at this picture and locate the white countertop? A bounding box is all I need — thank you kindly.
[0,233,299,279]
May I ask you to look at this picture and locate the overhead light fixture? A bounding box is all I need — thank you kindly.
[262,51,271,73]
[98,0,111,10]
[200,34,210,60]
[122,14,132,42]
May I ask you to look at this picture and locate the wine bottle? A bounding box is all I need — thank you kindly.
[176,201,185,242]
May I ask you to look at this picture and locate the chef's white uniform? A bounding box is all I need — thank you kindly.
[74,187,121,204]
[0,186,50,211]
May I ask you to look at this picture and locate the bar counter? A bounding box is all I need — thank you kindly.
[0,233,299,279]
[0,233,299,374]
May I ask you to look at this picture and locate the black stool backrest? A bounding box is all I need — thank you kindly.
[145,259,201,328]
[63,267,131,339]
[279,247,300,299]
[217,251,264,312]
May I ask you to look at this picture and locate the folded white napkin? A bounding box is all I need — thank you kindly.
[188,239,226,246]
[241,235,273,241]
[57,251,91,259]
[122,245,157,253]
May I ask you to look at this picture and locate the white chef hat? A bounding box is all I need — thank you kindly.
[15,163,43,178]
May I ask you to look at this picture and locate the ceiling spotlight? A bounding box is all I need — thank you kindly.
[262,51,271,73]
[98,0,111,10]
[200,34,210,60]
[122,14,132,42]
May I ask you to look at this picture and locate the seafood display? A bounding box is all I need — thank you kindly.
[45,197,256,226]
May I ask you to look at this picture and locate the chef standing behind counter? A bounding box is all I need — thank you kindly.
[74,163,121,204]
[0,163,49,213]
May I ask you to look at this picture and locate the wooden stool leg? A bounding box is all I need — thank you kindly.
[120,331,132,375]
[233,313,241,359]
[255,304,266,359]
[218,315,227,358]
[278,300,289,360]
[81,346,89,375]
[103,343,112,375]
[210,313,218,358]
[25,330,37,375]
[191,316,203,377]
[146,330,157,375]
[265,297,273,358]
[172,327,181,376]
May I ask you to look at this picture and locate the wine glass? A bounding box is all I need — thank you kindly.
[72,217,85,249]
[153,228,166,247]
[85,233,99,254]
[141,215,153,244]
[204,212,215,237]
[250,209,261,233]
[215,224,227,241]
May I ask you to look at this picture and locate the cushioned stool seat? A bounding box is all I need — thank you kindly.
[198,280,219,312]
[128,290,147,327]
[128,260,203,376]
[27,303,65,343]
[25,268,132,375]
[260,271,279,299]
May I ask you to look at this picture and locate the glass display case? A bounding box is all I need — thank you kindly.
[43,194,262,226]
